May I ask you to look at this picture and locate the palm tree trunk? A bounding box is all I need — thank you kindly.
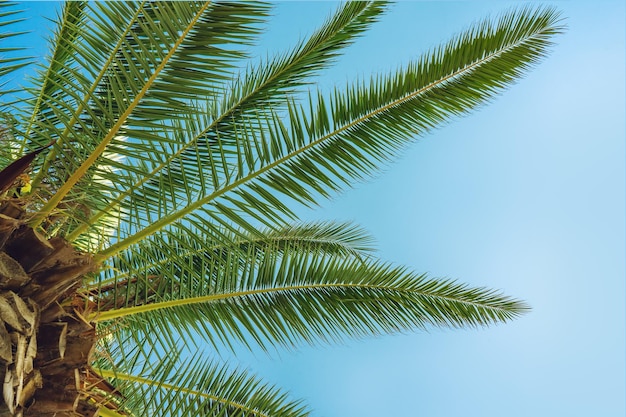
[0,199,105,417]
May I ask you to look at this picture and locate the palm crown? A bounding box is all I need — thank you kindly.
[0,2,562,416]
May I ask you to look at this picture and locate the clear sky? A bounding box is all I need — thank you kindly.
[7,2,626,417]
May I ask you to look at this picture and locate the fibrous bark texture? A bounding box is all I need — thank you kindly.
[0,200,104,417]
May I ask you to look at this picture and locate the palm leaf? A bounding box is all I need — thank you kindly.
[96,6,564,260]
[95,340,309,417]
[0,2,33,105]
[93,241,528,352]
[90,221,376,313]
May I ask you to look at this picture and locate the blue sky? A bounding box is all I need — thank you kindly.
[7,2,626,417]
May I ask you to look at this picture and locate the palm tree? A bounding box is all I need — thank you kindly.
[0,1,562,416]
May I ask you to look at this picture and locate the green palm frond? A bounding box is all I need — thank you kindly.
[93,240,528,352]
[206,0,387,130]
[0,2,33,98]
[95,340,309,417]
[90,221,376,313]
[94,6,563,260]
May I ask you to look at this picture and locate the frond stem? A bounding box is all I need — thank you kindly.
[90,282,523,323]
[89,231,366,289]
[96,369,271,417]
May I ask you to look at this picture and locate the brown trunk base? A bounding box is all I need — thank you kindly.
[0,200,115,416]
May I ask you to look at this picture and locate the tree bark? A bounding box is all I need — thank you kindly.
[0,200,114,417]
